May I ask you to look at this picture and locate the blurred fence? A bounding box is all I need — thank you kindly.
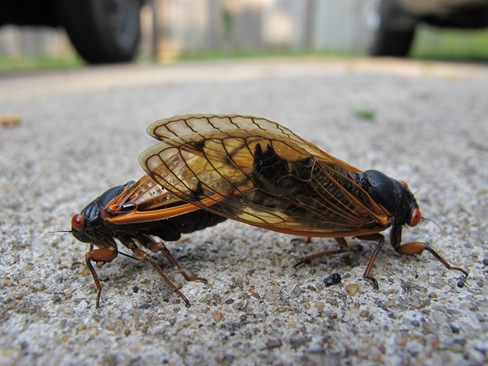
[0,0,376,59]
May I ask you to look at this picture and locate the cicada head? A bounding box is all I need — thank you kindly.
[71,213,91,243]
[357,170,421,228]
[70,183,131,246]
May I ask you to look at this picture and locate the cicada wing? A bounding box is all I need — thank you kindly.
[140,114,389,237]
[101,174,205,224]
[146,114,357,169]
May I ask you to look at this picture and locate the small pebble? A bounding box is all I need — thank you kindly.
[315,301,325,310]
[395,337,407,346]
[215,354,235,364]
[0,114,21,127]
[384,300,394,307]
[265,339,282,349]
[291,285,303,297]
[106,320,124,332]
[359,310,369,318]
[250,291,260,299]
[345,283,360,296]
[449,324,460,334]
[323,273,341,287]
[211,311,224,322]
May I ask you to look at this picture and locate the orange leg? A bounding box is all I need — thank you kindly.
[119,236,194,306]
[295,235,385,289]
[355,233,386,289]
[130,247,191,307]
[143,238,207,283]
[389,224,468,278]
[393,241,468,277]
[85,245,118,308]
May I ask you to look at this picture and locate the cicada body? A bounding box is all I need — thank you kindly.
[139,114,468,287]
[71,174,226,307]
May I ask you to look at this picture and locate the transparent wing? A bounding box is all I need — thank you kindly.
[101,174,206,224]
[139,114,389,237]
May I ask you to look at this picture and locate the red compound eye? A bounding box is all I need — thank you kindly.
[71,214,85,231]
[409,208,421,227]
[397,179,409,188]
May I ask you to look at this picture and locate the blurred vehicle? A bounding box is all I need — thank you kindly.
[0,0,145,64]
[369,0,488,56]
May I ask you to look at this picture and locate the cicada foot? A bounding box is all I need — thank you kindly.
[356,233,385,290]
[143,237,208,284]
[131,247,192,307]
[363,275,379,290]
[138,236,208,283]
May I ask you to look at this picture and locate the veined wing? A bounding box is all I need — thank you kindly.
[101,174,212,224]
[139,114,389,237]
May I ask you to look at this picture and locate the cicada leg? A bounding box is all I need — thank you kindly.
[139,235,208,283]
[119,236,192,307]
[85,244,118,308]
[355,233,386,289]
[389,226,468,278]
[294,237,349,267]
[131,247,191,307]
[295,236,383,288]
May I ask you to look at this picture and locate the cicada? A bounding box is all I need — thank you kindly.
[138,114,468,289]
[71,174,225,307]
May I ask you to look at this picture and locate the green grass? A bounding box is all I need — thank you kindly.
[353,108,376,121]
[412,25,488,61]
[178,28,488,62]
[176,49,360,61]
[0,55,82,71]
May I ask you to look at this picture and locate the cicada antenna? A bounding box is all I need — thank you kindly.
[421,217,447,234]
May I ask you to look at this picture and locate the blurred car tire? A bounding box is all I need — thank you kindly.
[369,0,416,57]
[56,0,141,64]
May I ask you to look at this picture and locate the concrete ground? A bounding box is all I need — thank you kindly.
[0,58,487,366]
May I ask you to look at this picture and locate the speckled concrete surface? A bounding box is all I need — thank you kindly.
[0,59,487,366]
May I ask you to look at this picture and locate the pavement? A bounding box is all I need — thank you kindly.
[0,58,487,366]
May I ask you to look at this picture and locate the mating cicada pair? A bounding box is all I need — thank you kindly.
[71,114,468,307]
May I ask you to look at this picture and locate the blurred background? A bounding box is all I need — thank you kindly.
[0,0,487,68]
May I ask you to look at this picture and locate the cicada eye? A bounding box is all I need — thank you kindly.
[397,179,409,188]
[71,214,85,231]
[409,208,421,227]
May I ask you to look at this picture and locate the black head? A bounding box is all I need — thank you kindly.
[71,183,130,245]
[357,170,421,227]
